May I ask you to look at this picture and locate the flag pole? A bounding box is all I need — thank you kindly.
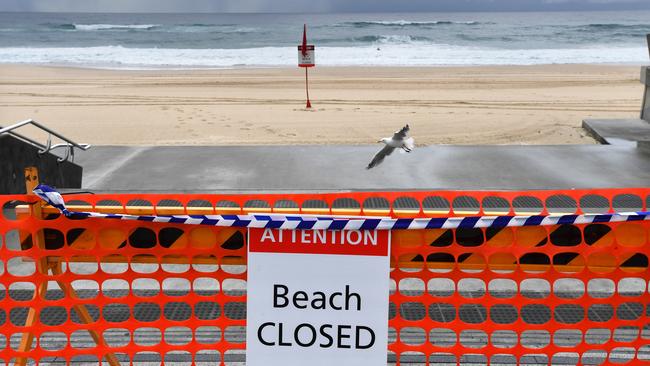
[302,24,312,109]
[305,67,311,109]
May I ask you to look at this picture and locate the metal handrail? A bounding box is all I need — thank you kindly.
[0,119,91,163]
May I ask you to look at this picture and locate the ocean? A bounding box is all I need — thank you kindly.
[0,11,649,69]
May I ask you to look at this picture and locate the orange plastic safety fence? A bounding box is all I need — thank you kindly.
[0,188,649,365]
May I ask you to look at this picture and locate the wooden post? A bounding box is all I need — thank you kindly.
[15,167,48,366]
[15,168,120,366]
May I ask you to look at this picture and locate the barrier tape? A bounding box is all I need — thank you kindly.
[35,184,650,230]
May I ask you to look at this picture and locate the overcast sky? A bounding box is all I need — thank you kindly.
[2,0,650,13]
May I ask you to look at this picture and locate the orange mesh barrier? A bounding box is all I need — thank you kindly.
[0,188,649,365]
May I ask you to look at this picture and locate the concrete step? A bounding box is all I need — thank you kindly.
[582,118,650,146]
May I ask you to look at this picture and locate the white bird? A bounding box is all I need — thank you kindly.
[366,124,415,169]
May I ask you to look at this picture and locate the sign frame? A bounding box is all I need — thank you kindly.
[298,45,315,68]
[246,228,391,366]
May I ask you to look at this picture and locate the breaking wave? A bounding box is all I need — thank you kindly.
[340,20,482,27]
[0,44,645,69]
[350,35,432,44]
[581,23,650,30]
[47,23,160,31]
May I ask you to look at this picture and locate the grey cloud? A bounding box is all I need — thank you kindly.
[544,0,645,3]
[1,0,331,12]
[1,0,649,12]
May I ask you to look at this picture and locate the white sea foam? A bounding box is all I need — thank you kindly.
[73,24,160,31]
[0,45,646,69]
[363,35,430,44]
[169,25,258,33]
[339,20,482,27]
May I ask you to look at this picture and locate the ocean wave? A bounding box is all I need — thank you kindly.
[0,45,646,69]
[351,35,432,44]
[457,34,516,42]
[44,23,76,30]
[75,23,160,31]
[47,23,161,31]
[583,23,650,29]
[338,20,482,27]
[182,23,236,27]
[170,25,258,33]
[43,22,260,33]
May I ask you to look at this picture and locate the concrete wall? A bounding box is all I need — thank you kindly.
[0,135,82,194]
[640,141,650,154]
[641,86,650,122]
[642,67,650,121]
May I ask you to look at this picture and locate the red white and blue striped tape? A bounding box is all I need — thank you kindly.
[33,184,650,230]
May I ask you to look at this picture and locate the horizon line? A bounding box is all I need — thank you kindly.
[2,8,650,14]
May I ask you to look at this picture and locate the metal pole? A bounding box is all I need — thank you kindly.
[0,119,90,151]
[305,67,312,109]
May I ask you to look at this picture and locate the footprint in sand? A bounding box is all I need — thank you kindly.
[241,127,251,131]
[207,122,214,125]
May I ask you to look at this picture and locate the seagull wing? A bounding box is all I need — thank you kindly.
[392,124,410,141]
[366,144,395,169]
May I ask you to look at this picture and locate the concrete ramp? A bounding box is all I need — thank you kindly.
[74,145,650,192]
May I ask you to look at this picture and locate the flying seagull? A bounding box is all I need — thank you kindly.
[366,124,415,169]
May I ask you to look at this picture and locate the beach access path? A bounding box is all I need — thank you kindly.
[73,145,650,192]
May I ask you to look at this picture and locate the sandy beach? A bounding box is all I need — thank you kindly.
[0,64,643,145]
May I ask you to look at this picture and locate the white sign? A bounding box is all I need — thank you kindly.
[246,228,390,366]
[298,45,315,67]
